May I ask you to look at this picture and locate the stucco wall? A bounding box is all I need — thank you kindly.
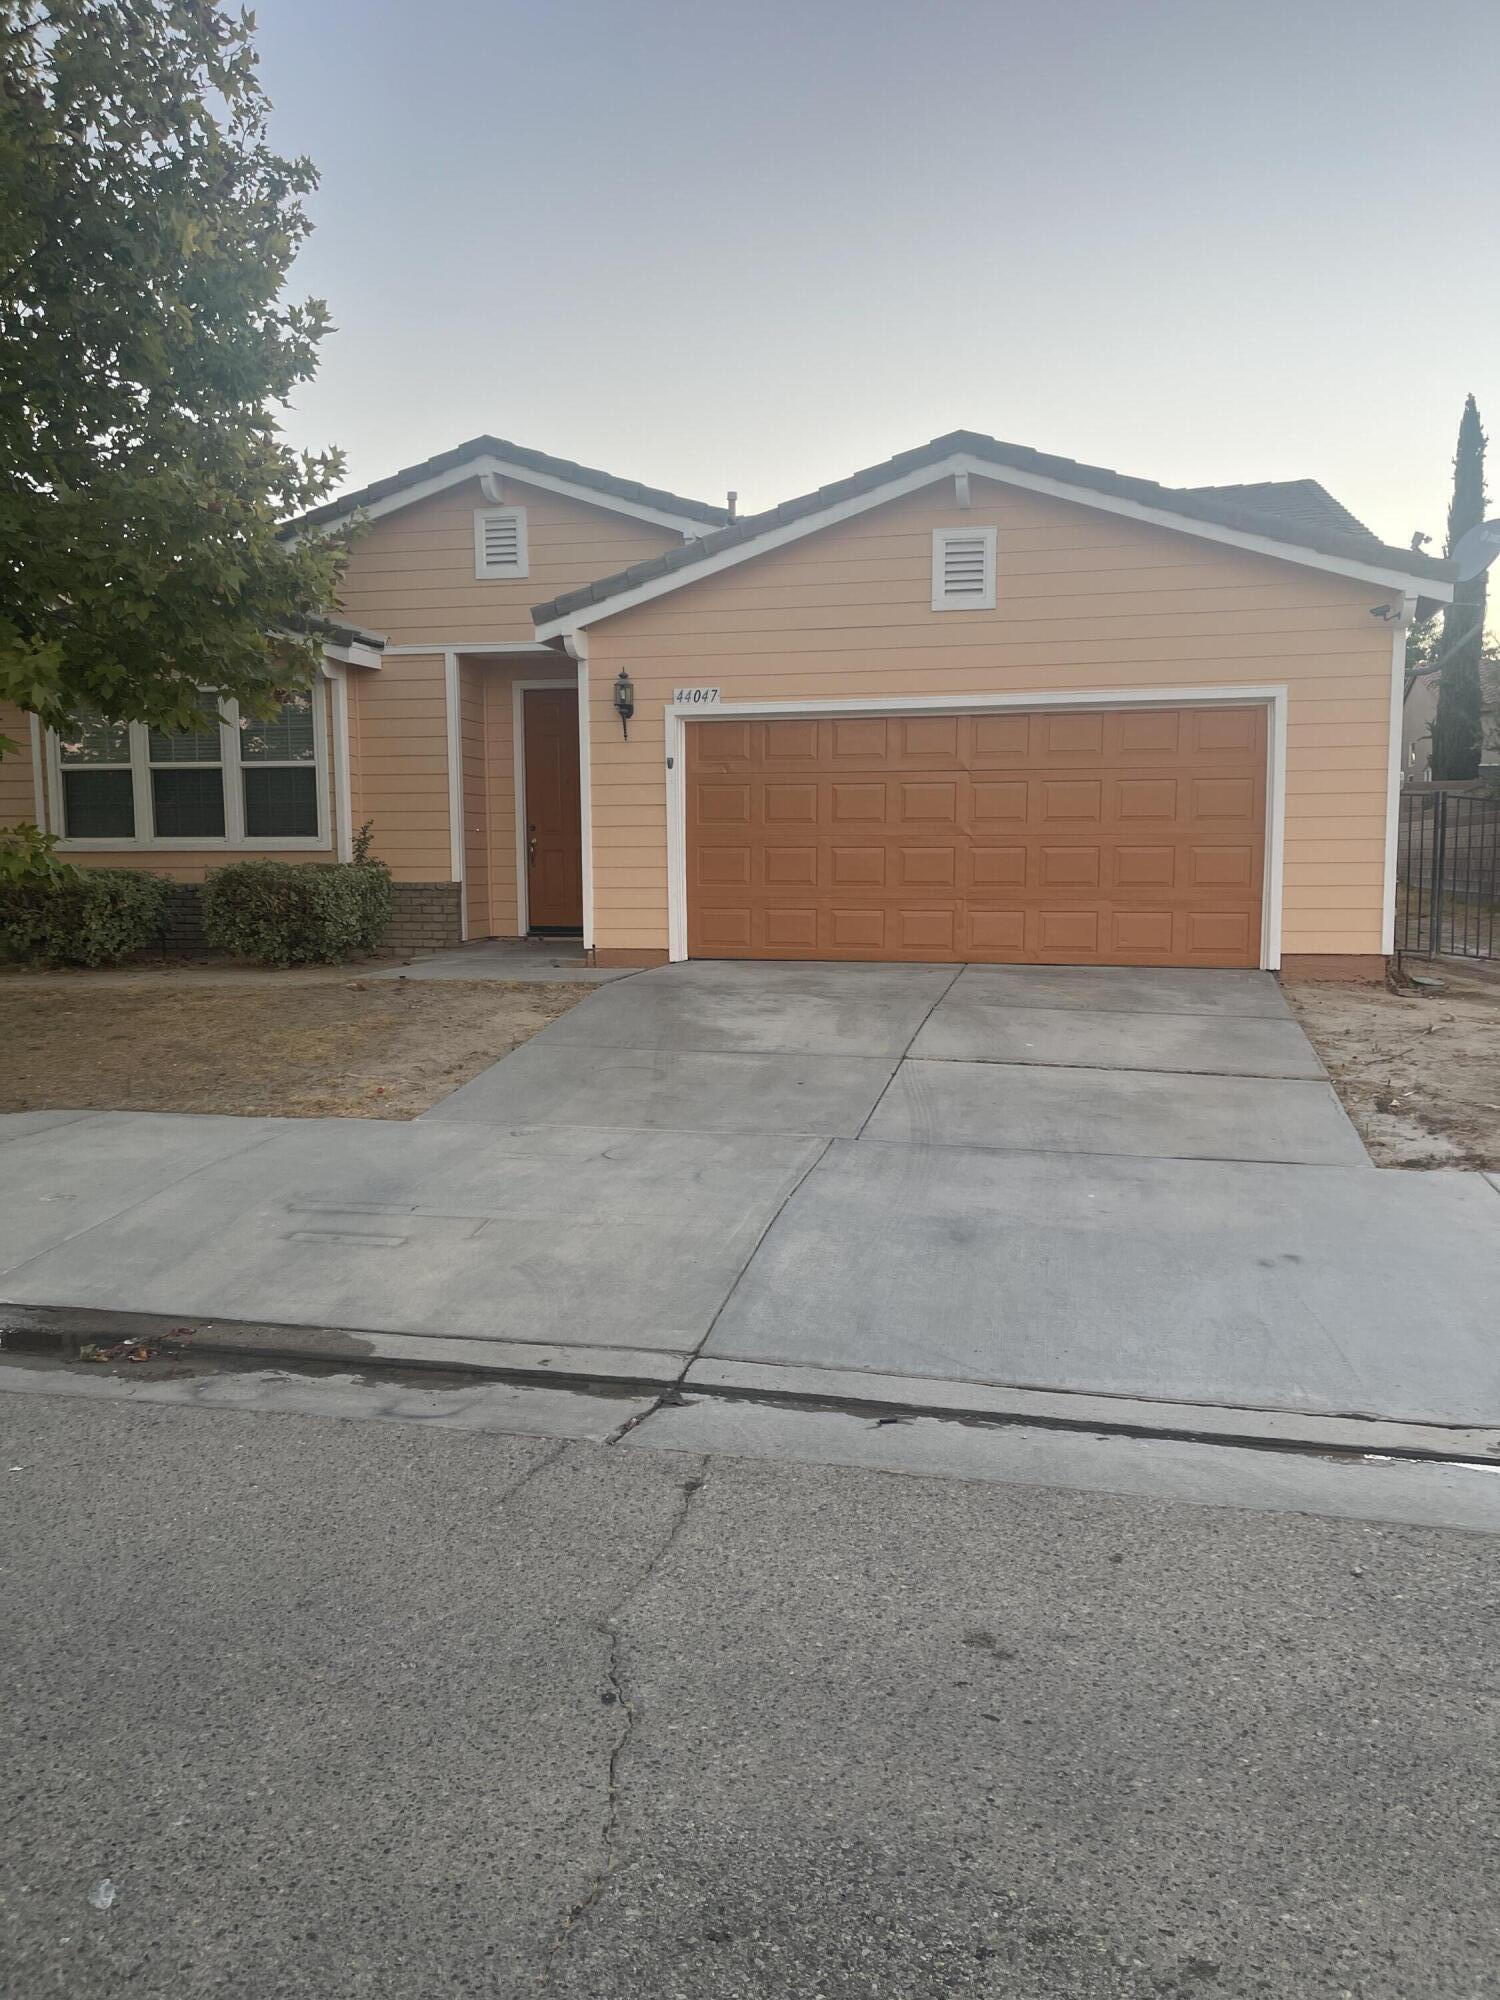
[581,476,1399,962]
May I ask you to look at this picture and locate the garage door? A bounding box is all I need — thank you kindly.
[685,705,1267,966]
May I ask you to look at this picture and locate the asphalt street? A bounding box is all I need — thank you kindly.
[3,1380,1496,1998]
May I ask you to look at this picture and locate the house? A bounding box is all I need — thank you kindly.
[1,429,1454,974]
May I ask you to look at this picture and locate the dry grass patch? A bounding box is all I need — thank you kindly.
[1286,968,1500,1169]
[0,969,587,1119]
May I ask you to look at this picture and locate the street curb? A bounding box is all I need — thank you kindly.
[0,1303,684,1399]
[5,1300,1497,1467]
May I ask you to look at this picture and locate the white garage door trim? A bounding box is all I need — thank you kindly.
[664,684,1289,970]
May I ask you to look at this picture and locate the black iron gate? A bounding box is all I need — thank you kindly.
[1397,789,1500,959]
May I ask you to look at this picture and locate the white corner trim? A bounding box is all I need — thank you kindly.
[330,667,354,863]
[296,453,716,542]
[511,675,581,938]
[443,650,468,939]
[575,634,595,952]
[1381,595,1417,956]
[28,712,47,830]
[536,450,1453,640]
[663,685,1289,971]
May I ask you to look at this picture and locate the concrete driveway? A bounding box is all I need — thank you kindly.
[3,961,1498,1427]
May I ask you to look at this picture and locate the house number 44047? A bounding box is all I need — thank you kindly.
[673,686,722,706]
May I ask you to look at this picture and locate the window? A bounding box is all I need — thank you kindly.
[932,526,997,611]
[148,703,225,838]
[473,506,528,579]
[50,690,326,849]
[58,714,135,838]
[240,692,318,837]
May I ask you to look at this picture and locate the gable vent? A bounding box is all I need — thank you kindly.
[474,507,529,579]
[932,526,996,611]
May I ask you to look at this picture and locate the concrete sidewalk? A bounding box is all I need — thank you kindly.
[2,962,1498,1434]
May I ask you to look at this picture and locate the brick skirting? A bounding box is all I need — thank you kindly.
[384,882,464,952]
[148,879,463,957]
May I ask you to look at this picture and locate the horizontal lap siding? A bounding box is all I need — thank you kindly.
[354,655,452,882]
[586,477,1398,958]
[0,705,38,824]
[338,476,681,648]
[460,661,489,936]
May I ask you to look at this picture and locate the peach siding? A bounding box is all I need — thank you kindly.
[337,476,681,648]
[353,653,451,884]
[345,669,365,832]
[0,705,39,825]
[460,659,489,935]
[583,477,1401,960]
[14,683,342,881]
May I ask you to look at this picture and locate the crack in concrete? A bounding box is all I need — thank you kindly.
[535,1456,710,1991]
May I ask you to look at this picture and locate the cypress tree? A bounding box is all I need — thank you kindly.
[1430,395,1488,780]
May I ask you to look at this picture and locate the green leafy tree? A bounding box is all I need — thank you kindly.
[0,0,347,758]
[1429,394,1488,780]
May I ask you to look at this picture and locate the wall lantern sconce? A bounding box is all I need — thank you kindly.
[613,669,636,739]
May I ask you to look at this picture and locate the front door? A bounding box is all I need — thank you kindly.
[523,686,583,931]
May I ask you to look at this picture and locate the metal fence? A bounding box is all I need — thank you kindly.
[1397,789,1500,960]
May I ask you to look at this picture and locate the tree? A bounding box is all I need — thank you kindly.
[0,0,347,758]
[1429,394,1488,780]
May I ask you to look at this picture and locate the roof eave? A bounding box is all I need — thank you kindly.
[532,449,1453,640]
[285,442,727,544]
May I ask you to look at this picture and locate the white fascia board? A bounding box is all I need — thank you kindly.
[535,451,1452,640]
[322,641,383,670]
[294,454,714,542]
[382,641,557,658]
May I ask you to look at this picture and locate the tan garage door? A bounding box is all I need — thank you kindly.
[685,705,1267,966]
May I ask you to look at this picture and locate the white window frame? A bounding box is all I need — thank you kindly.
[474,506,529,580]
[931,525,997,611]
[44,688,331,853]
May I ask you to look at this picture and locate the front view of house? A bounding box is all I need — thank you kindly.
[2,430,1453,974]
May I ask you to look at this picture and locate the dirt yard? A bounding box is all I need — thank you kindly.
[1287,966,1500,1170]
[0,966,587,1119]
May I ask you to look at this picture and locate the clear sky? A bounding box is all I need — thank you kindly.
[253,0,1499,552]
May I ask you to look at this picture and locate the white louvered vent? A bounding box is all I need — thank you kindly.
[932,526,996,611]
[474,507,529,579]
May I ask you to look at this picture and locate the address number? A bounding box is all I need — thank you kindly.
[674,686,722,706]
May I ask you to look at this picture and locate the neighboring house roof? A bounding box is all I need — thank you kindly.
[532,430,1454,636]
[287,436,729,539]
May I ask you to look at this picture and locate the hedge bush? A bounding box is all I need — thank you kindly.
[0,867,173,967]
[200,859,392,964]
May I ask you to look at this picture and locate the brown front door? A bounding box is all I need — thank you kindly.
[685,705,1267,967]
[522,687,582,931]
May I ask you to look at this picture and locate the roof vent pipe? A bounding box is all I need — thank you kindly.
[726,490,737,522]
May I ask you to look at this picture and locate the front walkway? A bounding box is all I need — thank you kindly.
[2,963,1498,1429]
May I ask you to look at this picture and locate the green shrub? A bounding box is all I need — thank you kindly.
[201,858,392,964]
[0,865,172,966]
[0,822,75,889]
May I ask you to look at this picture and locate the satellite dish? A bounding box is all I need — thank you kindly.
[1451,518,1500,581]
